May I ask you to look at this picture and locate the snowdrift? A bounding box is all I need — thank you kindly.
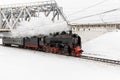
[83,30,120,60]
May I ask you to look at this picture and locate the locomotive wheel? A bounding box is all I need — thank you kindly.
[53,48,57,54]
[64,52,70,56]
[59,50,62,54]
[5,44,11,46]
[46,47,50,53]
[43,47,46,52]
[61,51,64,55]
[71,50,76,57]
[51,49,54,53]
[19,45,23,48]
[38,46,43,51]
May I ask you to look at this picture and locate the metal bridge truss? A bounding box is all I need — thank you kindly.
[0,1,68,30]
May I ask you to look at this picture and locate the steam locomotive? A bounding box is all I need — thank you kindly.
[2,30,82,57]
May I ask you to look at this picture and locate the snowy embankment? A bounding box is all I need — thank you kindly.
[83,30,120,60]
[0,42,120,80]
[76,28,108,42]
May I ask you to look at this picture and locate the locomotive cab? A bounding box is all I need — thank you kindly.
[72,34,81,47]
[72,34,82,57]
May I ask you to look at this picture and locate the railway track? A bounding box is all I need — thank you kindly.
[81,55,120,65]
[1,44,120,65]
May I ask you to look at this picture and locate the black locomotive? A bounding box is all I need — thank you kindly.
[2,30,82,57]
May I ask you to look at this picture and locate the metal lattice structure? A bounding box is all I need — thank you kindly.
[0,0,68,31]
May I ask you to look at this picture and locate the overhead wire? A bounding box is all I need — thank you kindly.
[47,8,120,25]
[67,0,109,16]
[69,8,120,22]
[52,0,109,24]
[50,0,120,24]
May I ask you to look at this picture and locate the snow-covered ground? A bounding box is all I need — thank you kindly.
[0,41,120,80]
[83,30,120,60]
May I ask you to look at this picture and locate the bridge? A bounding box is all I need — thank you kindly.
[70,23,120,31]
[70,23,120,42]
[0,0,68,32]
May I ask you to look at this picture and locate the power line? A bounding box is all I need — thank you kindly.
[51,0,120,24]
[48,8,120,25]
[69,8,120,22]
[50,8,120,24]
[67,0,109,16]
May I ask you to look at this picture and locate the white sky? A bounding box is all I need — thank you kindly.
[0,0,120,23]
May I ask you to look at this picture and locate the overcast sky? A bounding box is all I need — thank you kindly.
[0,0,120,23]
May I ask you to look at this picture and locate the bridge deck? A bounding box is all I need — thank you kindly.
[0,29,11,32]
[70,23,120,28]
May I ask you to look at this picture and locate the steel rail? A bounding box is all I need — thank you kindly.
[1,44,120,65]
[81,55,120,65]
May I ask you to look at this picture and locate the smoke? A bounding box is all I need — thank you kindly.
[11,16,69,37]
